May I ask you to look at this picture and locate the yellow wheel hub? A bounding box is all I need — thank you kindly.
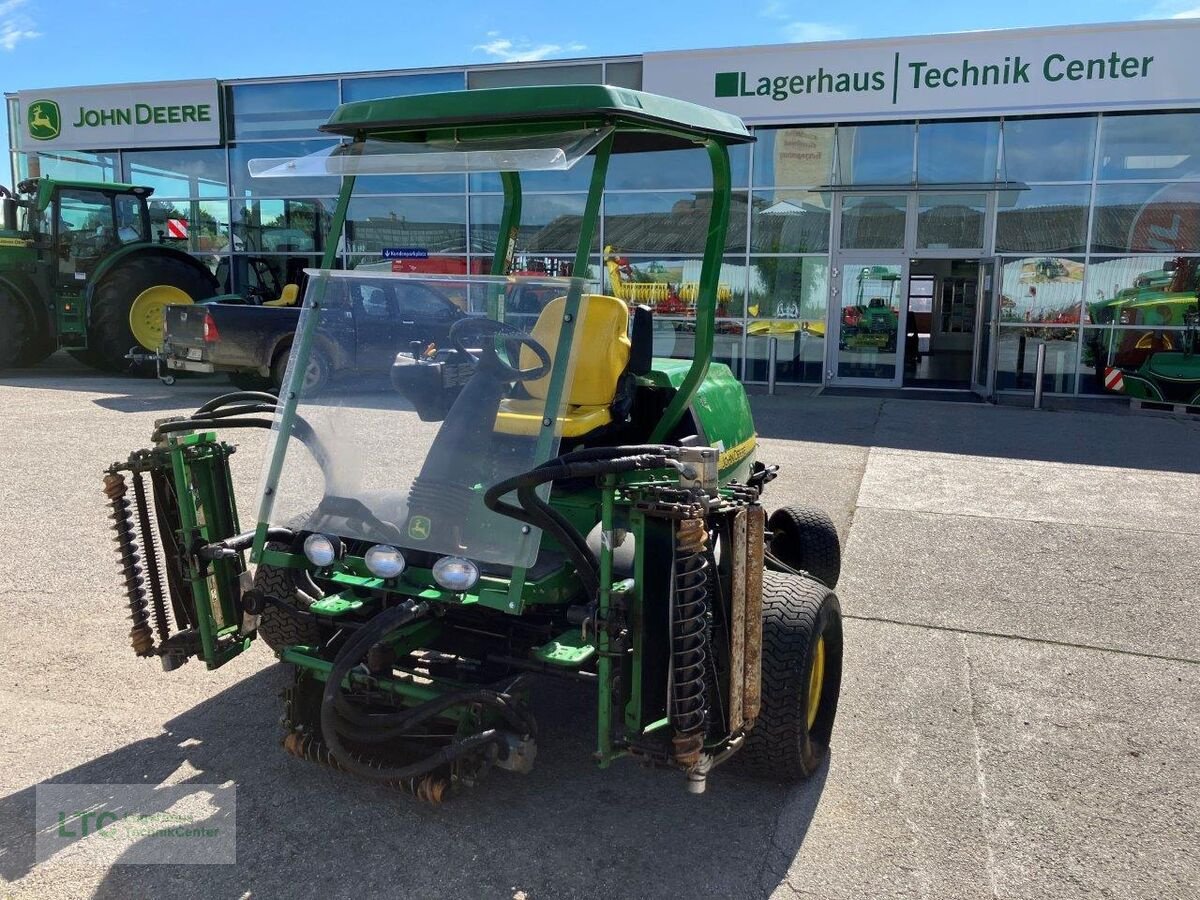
[807,636,826,731]
[129,285,193,350]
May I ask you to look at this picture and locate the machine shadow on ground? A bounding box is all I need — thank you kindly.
[0,664,826,899]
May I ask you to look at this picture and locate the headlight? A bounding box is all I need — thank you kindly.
[432,556,480,592]
[302,533,338,567]
[364,544,406,579]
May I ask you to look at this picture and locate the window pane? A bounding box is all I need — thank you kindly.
[653,320,745,376]
[837,124,914,185]
[470,159,594,193]
[346,195,466,254]
[232,199,333,253]
[345,253,473,277]
[603,254,747,317]
[226,254,323,299]
[1083,256,1199,325]
[124,148,227,198]
[605,61,642,89]
[605,144,749,189]
[1098,111,1200,181]
[1002,116,1096,182]
[149,199,232,254]
[604,191,748,253]
[840,194,906,249]
[228,81,339,140]
[753,127,835,187]
[341,72,464,102]
[750,190,831,253]
[744,323,824,383]
[917,121,999,183]
[998,257,1084,324]
[749,256,828,324]
[468,64,603,89]
[18,150,117,182]
[229,140,340,198]
[471,193,592,254]
[1080,325,1197,398]
[1090,183,1200,253]
[917,193,985,249]
[995,327,1078,392]
[995,185,1090,253]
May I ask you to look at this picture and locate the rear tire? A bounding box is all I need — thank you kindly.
[272,345,330,395]
[740,569,843,780]
[768,505,841,588]
[80,255,215,373]
[229,371,274,392]
[255,543,322,653]
[0,285,38,370]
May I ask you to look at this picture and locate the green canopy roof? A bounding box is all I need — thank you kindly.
[321,85,753,152]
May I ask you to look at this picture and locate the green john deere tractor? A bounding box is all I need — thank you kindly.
[103,85,844,801]
[0,177,218,372]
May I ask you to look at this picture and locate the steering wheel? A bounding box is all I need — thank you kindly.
[449,317,551,382]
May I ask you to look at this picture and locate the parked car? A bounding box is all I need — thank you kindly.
[161,276,464,392]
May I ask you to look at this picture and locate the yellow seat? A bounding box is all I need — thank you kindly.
[495,294,631,437]
[263,283,300,307]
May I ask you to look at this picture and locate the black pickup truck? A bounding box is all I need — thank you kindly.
[161,277,465,391]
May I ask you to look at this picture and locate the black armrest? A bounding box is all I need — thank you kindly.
[629,304,653,375]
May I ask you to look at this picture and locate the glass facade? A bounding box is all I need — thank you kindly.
[10,56,1200,395]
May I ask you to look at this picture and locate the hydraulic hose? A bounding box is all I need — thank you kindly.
[194,391,280,415]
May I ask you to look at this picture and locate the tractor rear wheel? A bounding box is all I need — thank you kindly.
[767,505,841,588]
[254,543,322,653]
[75,255,215,373]
[0,285,38,370]
[740,570,843,781]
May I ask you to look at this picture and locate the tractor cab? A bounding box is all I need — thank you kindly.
[103,86,845,801]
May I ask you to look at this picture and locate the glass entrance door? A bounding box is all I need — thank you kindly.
[829,257,908,386]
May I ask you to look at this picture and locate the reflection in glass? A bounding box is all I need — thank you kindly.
[1079,325,1200,399]
[232,199,332,253]
[837,124,915,185]
[750,191,831,253]
[222,254,323,300]
[1084,256,1200,325]
[228,81,339,140]
[603,192,748,253]
[603,253,747,317]
[346,196,466,254]
[1090,182,1200,253]
[998,257,1085,324]
[1098,111,1200,181]
[149,199,232,254]
[605,61,642,89]
[341,72,464,102]
[1001,116,1096,182]
[471,193,590,254]
[468,64,603,89]
[651,319,745,375]
[605,144,749,189]
[230,140,340,198]
[840,194,906,249]
[744,325,824,383]
[917,120,999,183]
[995,327,1078,392]
[748,256,828,324]
[917,193,985,248]
[836,263,903,380]
[124,148,227,198]
[18,149,117,182]
[753,127,835,187]
[995,185,1091,253]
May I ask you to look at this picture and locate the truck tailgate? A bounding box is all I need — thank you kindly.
[163,305,208,347]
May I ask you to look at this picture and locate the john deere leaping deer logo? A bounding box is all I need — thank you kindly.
[27,100,61,141]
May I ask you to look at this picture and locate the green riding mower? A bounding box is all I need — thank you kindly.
[103,86,844,801]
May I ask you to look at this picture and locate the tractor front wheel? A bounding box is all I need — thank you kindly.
[767,505,841,588]
[74,255,215,373]
[740,569,843,781]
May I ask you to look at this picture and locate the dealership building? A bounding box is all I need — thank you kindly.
[8,18,1200,397]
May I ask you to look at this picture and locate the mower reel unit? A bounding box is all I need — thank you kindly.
[103,86,845,801]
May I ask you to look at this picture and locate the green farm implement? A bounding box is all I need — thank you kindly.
[103,86,844,800]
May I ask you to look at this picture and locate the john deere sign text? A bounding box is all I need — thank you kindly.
[16,80,220,150]
[644,20,1200,123]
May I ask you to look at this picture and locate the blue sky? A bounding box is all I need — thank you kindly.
[2,0,1198,152]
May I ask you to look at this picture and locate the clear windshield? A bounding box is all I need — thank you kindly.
[256,269,594,568]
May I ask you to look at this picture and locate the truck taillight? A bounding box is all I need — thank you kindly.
[203,312,219,342]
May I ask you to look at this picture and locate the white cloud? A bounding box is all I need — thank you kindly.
[758,3,846,43]
[0,0,40,51]
[474,32,587,63]
[1143,2,1200,17]
[1170,6,1200,15]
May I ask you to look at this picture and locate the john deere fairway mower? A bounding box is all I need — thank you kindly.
[103,86,844,801]
[0,177,218,371]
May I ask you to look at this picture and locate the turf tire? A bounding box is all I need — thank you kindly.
[767,505,841,589]
[255,542,322,652]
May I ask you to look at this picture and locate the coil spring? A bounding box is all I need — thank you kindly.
[130,470,171,645]
[670,516,710,759]
[103,472,154,657]
[282,732,447,805]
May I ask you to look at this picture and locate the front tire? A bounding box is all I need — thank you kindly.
[254,544,322,653]
[768,505,841,588]
[741,570,843,781]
